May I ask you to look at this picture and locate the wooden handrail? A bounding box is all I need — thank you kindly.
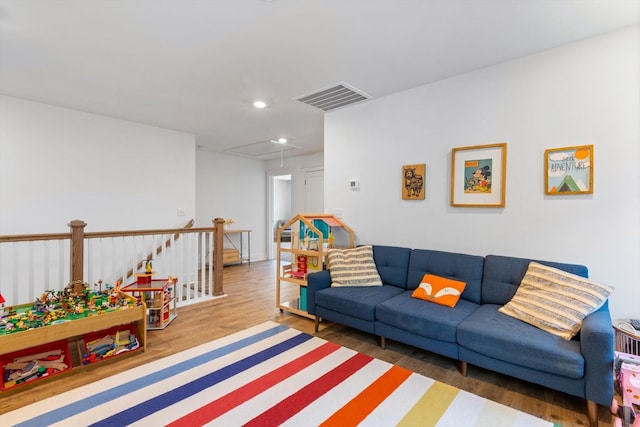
[0,232,71,243]
[0,221,227,243]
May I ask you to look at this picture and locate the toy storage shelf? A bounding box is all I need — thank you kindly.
[279,298,309,319]
[0,292,146,392]
[121,278,177,330]
[0,293,146,355]
[276,214,354,320]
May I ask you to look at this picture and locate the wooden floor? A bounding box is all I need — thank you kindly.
[1,260,614,426]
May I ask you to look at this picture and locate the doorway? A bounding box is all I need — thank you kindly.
[268,174,292,259]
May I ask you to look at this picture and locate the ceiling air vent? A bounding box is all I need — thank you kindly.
[296,83,370,112]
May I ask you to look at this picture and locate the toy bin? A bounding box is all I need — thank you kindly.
[1,339,72,391]
[81,323,141,365]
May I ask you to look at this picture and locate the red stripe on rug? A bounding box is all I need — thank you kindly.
[319,364,412,426]
[167,341,341,427]
[243,352,373,427]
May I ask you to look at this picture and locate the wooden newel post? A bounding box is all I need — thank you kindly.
[68,219,87,282]
[213,218,225,296]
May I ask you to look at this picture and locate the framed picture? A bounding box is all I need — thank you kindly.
[451,143,507,207]
[544,145,593,195]
[402,164,425,200]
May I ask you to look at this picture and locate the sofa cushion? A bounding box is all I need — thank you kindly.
[458,304,584,379]
[315,285,404,322]
[376,291,479,343]
[499,262,613,340]
[407,249,484,303]
[411,274,466,308]
[482,255,588,305]
[372,245,411,289]
[328,245,382,287]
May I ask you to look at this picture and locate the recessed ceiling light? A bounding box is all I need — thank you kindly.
[253,100,267,109]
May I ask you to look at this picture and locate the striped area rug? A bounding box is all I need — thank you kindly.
[0,321,559,426]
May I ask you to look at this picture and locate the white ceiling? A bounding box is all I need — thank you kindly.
[1,0,638,159]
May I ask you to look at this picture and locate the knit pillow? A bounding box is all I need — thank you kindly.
[411,274,466,308]
[328,245,382,287]
[499,262,613,340]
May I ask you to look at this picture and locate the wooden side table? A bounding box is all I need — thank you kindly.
[613,319,640,356]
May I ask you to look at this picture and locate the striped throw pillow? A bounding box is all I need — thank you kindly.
[499,261,614,340]
[328,245,383,287]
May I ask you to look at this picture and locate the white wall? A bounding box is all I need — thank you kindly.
[273,179,292,224]
[195,148,267,261]
[0,95,196,234]
[325,26,640,318]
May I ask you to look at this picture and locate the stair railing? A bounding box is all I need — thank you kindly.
[0,218,226,307]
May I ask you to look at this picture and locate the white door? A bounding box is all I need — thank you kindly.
[305,170,324,214]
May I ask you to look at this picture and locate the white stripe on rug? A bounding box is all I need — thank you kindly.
[137,335,332,427]
[0,321,558,427]
[3,321,290,426]
[59,327,310,427]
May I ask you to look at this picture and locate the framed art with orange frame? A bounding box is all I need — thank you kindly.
[544,145,593,195]
[402,164,425,200]
[450,143,507,208]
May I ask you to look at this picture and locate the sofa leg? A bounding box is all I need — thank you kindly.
[586,400,598,427]
[380,336,386,349]
[314,316,320,332]
[459,361,468,377]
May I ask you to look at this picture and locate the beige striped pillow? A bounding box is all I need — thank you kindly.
[499,262,613,340]
[328,245,383,287]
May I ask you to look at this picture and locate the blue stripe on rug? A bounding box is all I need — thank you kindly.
[90,332,313,427]
[13,323,294,427]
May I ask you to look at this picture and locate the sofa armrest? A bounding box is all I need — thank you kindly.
[306,270,331,315]
[580,302,614,406]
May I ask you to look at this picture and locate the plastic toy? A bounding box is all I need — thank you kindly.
[0,281,136,336]
[614,351,640,427]
[0,292,6,317]
[82,328,139,364]
[2,348,69,390]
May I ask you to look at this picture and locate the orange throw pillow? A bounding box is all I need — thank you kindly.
[411,274,466,308]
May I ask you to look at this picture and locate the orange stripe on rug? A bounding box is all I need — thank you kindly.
[243,352,373,427]
[396,380,459,427]
[319,365,412,427]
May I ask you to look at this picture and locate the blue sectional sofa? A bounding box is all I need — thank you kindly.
[307,245,613,426]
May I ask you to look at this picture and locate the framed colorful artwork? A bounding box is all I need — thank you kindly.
[450,143,507,207]
[544,145,593,195]
[402,164,425,200]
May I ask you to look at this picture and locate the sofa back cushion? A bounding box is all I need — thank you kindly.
[482,255,588,305]
[407,249,485,304]
[372,245,411,289]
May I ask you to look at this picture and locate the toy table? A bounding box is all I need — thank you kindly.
[0,292,146,391]
[122,278,177,330]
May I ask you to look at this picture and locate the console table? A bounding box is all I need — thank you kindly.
[222,229,251,265]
